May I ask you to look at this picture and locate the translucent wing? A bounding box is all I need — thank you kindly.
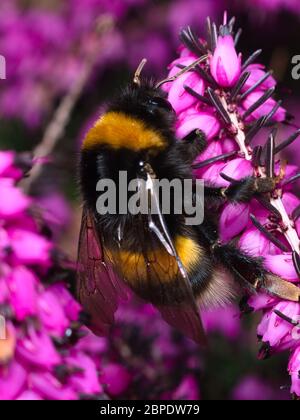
[110,215,207,345]
[109,172,207,345]
[78,174,206,345]
[77,206,128,336]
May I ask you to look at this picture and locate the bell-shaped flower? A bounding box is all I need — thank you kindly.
[210,34,242,87]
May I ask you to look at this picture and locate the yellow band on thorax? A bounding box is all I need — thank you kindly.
[82,111,167,151]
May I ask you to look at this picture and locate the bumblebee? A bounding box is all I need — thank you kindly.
[77,58,300,345]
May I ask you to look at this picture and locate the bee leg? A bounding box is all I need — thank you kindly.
[261,274,300,302]
[176,129,207,164]
[205,176,277,204]
[212,242,265,294]
[212,242,300,301]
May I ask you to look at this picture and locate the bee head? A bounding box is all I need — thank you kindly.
[109,79,176,135]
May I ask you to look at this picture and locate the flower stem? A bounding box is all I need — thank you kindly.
[220,96,252,160]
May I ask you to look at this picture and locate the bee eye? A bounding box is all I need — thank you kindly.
[148,97,174,112]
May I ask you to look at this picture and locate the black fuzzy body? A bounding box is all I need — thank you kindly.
[79,80,267,307]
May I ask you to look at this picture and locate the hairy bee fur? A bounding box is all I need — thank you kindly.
[79,78,300,342]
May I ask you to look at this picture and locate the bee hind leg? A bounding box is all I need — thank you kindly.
[212,242,300,302]
[260,274,300,302]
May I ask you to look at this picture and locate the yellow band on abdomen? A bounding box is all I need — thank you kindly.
[109,236,203,284]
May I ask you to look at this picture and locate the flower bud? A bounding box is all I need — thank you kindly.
[210,35,241,87]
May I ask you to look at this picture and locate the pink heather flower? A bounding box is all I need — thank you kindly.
[242,64,276,92]
[0,361,27,401]
[264,254,299,282]
[0,0,158,128]
[220,203,250,242]
[166,13,300,396]
[168,68,205,113]
[37,193,72,240]
[8,266,38,321]
[221,158,253,185]
[30,372,77,401]
[17,391,43,401]
[248,293,278,312]
[202,305,241,340]
[210,34,242,87]
[198,161,227,186]
[38,290,70,337]
[289,348,300,397]
[176,109,220,140]
[17,327,62,369]
[8,228,52,266]
[243,91,286,122]
[257,302,300,353]
[239,228,274,257]
[101,363,132,397]
[0,151,107,400]
[168,0,216,41]
[75,328,108,355]
[66,353,103,395]
[232,376,275,400]
[165,58,205,113]
[171,375,200,400]
[194,140,223,164]
[0,179,31,218]
[249,0,300,14]
[49,284,81,323]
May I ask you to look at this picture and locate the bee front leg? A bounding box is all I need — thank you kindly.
[176,129,207,165]
[205,176,277,204]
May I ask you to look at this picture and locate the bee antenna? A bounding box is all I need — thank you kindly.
[133,58,148,86]
[155,54,208,89]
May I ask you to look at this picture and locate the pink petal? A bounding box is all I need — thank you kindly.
[220,203,249,242]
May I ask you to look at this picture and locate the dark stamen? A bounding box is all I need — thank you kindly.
[234,28,242,46]
[252,145,263,167]
[195,66,218,87]
[212,23,218,52]
[240,71,273,100]
[258,342,271,360]
[242,49,262,70]
[282,173,300,187]
[292,251,300,277]
[220,173,239,184]
[255,196,282,219]
[292,204,300,222]
[231,72,251,100]
[245,116,265,145]
[275,129,300,154]
[265,131,275,178]
[207,87,231,124]
[250,214,290,252]
[274,310,299,326]
[184,86,211,106]
[264,100,282,124]
[243,88,275,120]
[180,27,206,56]
[192,151,237,169]
[228,16,236,33]
[206,17,212,51]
